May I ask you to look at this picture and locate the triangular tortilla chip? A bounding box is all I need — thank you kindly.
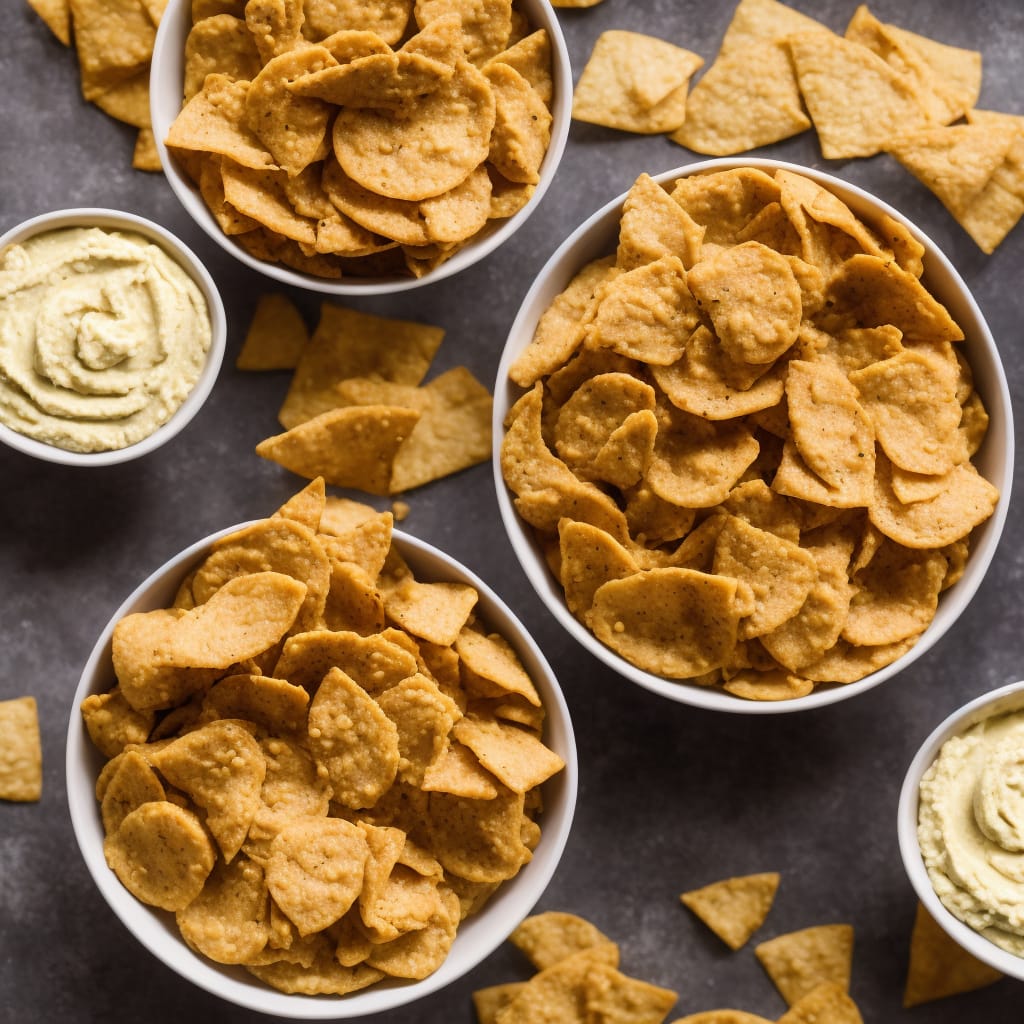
[256,406,421,495]
[777,981,863,1024]
[719,0,827,52]
[845,6,980,124]
[903,902,1003,1007]
[755,923,854,1005]
[788,28,934,159]
[236,293,310,371]
[671,39,810,155]
[27,0,70,45]
[887,123,1019,217]
[681,872,780,950]
[572,30,703,134]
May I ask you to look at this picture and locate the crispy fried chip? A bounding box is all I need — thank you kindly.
[558,520,639,620]
[591,568,742,678]
[333,367,493,493]
[333,58,495,201]
[104,801,216,911]
[510,911,618,971]
[166,74,276,170]
[113,572,307,711]
[452,713,564,793]
[474,983,529,1024]
[583,962,678,1023]
[509,257,620,388]
[132,127,162,172]
[377,674,461,785]
[788,28,933,160]
[308,666,400,808]
[786,360,875,493]
[427,786,530,883]
[618,173,704,272]
[671,40,810,155]
[755,924,854,1006]
[681,872,780,950]
[485,62,552,185]
[902,901,1003,1007]
[588,256,698,365]
[81,687,154,759]
[672,1013,773,1024]
[365,885,461,979]
[183,13,262,102]
[177,856,270,963]
[278,303,444,428]
[572,30,703,135]
[99,748,165,835]
[266,817,369,934]
[152,719,267,860]
[776,982,863,1024]
[420,740,499,799]
[70,0,155,100]
[257,405,421,494]
[27,0,71,45]
[687,242,802,365]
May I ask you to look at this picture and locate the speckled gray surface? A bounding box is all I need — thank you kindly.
[3,0,1024,1021]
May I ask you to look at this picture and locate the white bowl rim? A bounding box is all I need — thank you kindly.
[897,678,1024,979]
[150,0,573,295]
[0,206,226,467]
[66,524,578,1018]
[493,155,1015,715]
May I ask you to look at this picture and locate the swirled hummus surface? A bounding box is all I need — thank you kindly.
[0,226,211,452]
[918,708,1024,957]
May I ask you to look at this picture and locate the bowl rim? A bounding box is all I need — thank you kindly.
[897,678,1024,979]
[492,155,1015,715]
[66,523,578,1018]
[0,206,226,467]
[149,0,573,295]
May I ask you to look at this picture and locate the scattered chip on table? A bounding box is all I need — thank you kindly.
[681,872,780,950]
[0,696,43,802]
[902,901,1003,1007]
[754,923,854,1005]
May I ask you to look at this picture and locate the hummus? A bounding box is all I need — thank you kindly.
[0,226,211,453]
[918,707,1024,957]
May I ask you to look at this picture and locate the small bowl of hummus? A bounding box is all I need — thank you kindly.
[899,679,1024,980]
[0,208,225,465]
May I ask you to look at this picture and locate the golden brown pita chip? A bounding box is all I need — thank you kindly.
[509,911,618,971]
[681,872,780,950]
[279,303,444,429]
[845,6,980,125]
[788,28,933,159]
[572,30,703,134]
[718,0,827,53]
[755,924,854,1005]
[777,982,863,1024]
[27,0,71,45]
[671,40,810,156]
[256,405,421,495]
[0,696,43,802]
[903,901,1003,1007]
[131,127,162,172]
[236,293,310,371]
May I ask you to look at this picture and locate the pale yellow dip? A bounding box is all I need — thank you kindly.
[0,226,211,452]
[919,707,1024,957]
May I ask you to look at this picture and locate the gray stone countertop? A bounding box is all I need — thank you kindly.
[2,0,1024,1021]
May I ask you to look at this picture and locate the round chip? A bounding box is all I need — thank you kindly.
[103,801,216,911]
[332,57,496,201]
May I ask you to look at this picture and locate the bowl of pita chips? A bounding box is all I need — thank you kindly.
[67,483,576,1015]
[494,157,1012,713]
[150,0,571,293]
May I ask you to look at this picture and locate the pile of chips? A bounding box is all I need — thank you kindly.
[500,165,999,702]
[165,0,556,279]
[474,887,1001,1021]
[238,296,493,496]
[571,0,1024,253]
[81,481,565,995]
[25,0,165,171]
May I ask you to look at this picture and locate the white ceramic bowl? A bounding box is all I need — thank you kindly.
[67,526,577,1018]
[898,679,1024,980]
[493,157,1014,715]
[0,208,225,466]
[150,0,572,295]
